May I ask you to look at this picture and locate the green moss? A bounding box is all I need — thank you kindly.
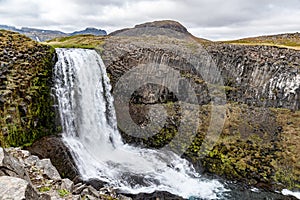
[99,195,118,200]
[0,31,57,147]
[58,189,70,197]
[38,186,51,193]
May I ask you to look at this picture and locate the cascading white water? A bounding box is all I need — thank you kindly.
[54,48,227,199]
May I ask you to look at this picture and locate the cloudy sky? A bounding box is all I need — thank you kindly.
[0,0,300,40]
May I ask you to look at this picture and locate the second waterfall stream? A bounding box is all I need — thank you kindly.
[53,48,227,199]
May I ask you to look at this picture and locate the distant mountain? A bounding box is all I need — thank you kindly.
[70,27,107,36]
[0,25,107,42]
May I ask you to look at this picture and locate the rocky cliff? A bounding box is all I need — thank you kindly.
[103,27,300,111]
[101,20,300,191]
[0,30,57,147]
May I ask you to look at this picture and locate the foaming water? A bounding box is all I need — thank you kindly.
[54,48,227,199]
[282,189,300,199]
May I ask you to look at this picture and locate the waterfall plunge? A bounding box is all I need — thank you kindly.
[53,48,227,199]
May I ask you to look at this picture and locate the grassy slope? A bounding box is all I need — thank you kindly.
[44,34,106,49]
[223,33,300,50]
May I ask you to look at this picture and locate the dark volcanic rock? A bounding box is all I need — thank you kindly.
[206,44,300,111]
[26,136,79,181]
[125,191,184,200]
[103,36,300,111]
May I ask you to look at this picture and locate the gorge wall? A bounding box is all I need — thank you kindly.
[103,36,300,111]
[101,22,300,191]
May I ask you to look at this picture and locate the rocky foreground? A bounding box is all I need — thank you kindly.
[0,147,133,200]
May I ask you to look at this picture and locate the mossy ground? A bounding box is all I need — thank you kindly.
[0,30,57,147]
[120,101,300,190]
[44,34,106,49]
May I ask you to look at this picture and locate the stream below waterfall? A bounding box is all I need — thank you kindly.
[53,48,299,200]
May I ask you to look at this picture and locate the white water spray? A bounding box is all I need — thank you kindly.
[54,48,227,199]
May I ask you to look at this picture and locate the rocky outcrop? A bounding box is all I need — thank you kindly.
[206,44,300,111]
[25,136,78,180]
[0,30,57,147]
[0,147,133,200]
[102,35,299,111]
[0,176,39,200]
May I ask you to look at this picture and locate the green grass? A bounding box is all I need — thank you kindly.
[44,34,106,49]
[58,189,70,197]
[38,186,51,193]
[223,33,300,50]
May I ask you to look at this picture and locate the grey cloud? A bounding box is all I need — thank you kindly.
[0,0,299,40]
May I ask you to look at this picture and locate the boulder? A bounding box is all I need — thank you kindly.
[26,136,79,180]
[61,178,74,192]
[0,176,39,200]
[0,147,31,183]
[35,159,61,181]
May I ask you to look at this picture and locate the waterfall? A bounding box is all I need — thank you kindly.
[54,48,227,199]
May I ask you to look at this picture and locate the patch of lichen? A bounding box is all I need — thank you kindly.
[0,30,57,147]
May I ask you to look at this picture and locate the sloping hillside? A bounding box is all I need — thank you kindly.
[224,32,300,50]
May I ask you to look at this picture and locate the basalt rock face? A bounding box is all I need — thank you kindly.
[102,24,300,191]
[207,44,300,111]
[0,30,58,147]
[103,36,300,111]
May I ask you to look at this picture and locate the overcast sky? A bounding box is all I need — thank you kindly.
[0,0,300,40]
